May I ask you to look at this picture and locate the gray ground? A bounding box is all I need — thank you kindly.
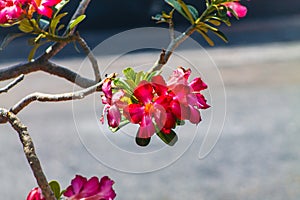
[1,20,300,199]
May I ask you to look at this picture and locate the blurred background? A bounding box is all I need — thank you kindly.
[0,0,300,199]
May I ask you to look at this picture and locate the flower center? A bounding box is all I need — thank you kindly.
[144,103,152,114]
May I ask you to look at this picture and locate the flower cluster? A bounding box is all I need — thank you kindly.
[27,175,116,200]
[101,67,209,146]
[0,0,61,24]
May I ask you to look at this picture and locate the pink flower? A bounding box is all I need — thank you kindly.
[64,175,116,200]
[26,187,45,200]
[100,78,126,128]
[30,0,62,18]
[0,0,25,24]
[223,2,247,18]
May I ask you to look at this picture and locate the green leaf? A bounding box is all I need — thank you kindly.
[28,43,42,61]
[49,181,61,199]
[187,5,199,20]
[136,135,151,147]
[114,78,133,95]
[125,79,137,90]
[0,33,25,51]
[211,29,228,43]
[196,28,215,46]
[157,130,178,146]
[69,14,86,30]
[123,67,137,81]
[165,0,189,22]
[202,23,219,32]
[207,19,221,26]
[135,71,145,85]
[50,12,68,34]
[53,0,69,17]
[177,0,194,23]
[18,19,34,33]
[143,70,161,82]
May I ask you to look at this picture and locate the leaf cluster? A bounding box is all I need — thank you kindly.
[153,0,242,45]
[0,0,86,61]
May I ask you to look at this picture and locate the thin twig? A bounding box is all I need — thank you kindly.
[75,32,101,82]
[150,25,196,72]
[0,108,56,200]
[40,0,92,60]
[10,73,116,115]
[0,74,24,94]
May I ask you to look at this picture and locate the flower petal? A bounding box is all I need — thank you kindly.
[224,2,247,18]
[26,187,45,200]
[37,4,53,18]
[189,105,201,124]
[123,104,144,124]
[138,114,156,138]
[189,77,207,91]
[82,177,100,197]
[133,81,153,104]
[167,67,191,88]
[107,105,121,128]
[151,75,167,95]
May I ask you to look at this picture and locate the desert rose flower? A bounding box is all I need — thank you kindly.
[29,0,62,18]
[64,175,116,200]
[0,0,26,24]
[26,187,45,200]
[223,2,247,18]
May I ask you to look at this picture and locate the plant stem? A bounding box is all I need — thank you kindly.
[0,109,56,200]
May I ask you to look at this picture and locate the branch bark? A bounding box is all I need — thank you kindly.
[10,73,115,115]
[149,25,196,72]
[0,60,96,88]
[0,108,56,200]
[0,74,24,94]
[75,32,101,82]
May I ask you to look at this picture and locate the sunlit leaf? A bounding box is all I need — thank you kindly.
[123,67,137,81]
[69,14,86,30]
[50,12,68,34]
[165,0,189,21]
[18,19,34,33]
[28,43,42,61]
[211,29,228,43]
[178,0,194,23]
[49,181,61,199]
[196,28,215,46]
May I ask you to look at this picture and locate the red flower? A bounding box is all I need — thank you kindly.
[223,2,247,18]
[64,175,116,200]
[26,187,45,200]
[123,81,164,138]
[30,0,62,18]
[0,0,26,24]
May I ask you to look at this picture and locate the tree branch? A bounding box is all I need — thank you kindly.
[149,25,196,72]
[0,74,24,94]
[10,73,116,115]
[0,108,56,200]
[40,0,92,60]
[0,60,96,88]
[75,32,101,82]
